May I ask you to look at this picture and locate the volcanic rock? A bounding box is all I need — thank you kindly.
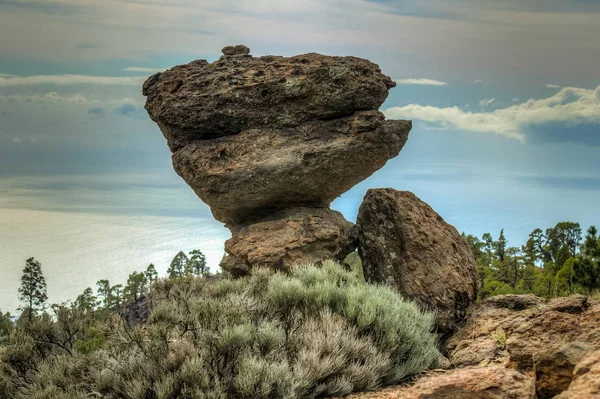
[447,295,600,371]
[340,367,535,399]
[143,47,397,151]
[356,189,478,333]
[555,350,600,398]
[172,112,410,224]
[221,208,358,276]
[143,46,409,273]
[533,341,594,399]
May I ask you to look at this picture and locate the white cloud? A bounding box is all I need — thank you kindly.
[123,67,167,73]
[394,78,447,86]
[546,84,562,89]
[0,92,143,106]
[474,79,483,84]
[11,136,22,144]
[384,85,600,142]
[0,74,146,87]
[479,98,495,106]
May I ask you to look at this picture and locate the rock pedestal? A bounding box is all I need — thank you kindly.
[143,46,411,274]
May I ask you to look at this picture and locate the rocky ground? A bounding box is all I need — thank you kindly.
[334,294,600,399]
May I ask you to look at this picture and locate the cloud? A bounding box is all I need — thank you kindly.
[123,67,167,73]
[0,92,89,103]
[546,84,562,89]
[114,102,145,119]
[384,85,600,142]
[0,92,143,106]
[88,107,105,119]
[0,74,146,87]
[4,135,37,145]
[478,98,495,106]
[394,78,447,86]
[473,79,483,84]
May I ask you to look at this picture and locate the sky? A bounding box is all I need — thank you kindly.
[1,0,599,311]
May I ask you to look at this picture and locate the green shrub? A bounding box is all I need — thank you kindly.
[0,261,440,399]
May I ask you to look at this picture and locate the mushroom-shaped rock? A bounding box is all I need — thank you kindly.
[143,46,409,273]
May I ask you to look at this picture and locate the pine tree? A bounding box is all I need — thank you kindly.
[74,287,97,313]
[582,226,599,259]
[168,251,189,278]
[123,271,147,302]
[494,229,507,262]
[18,257,48,322]
[96,279,111,309]
[144,264,158,282]
[186,249,208,276]
[0,310,13,345]
[572,257,600,294]
[107,284,123,311]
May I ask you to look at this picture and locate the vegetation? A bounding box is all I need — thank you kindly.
[0,259,440,399]
[463,222,600,299]
[18,257,48,322]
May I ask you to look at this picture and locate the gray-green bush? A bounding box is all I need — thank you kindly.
[1,261,440,399]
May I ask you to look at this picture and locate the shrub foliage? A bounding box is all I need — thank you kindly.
[1,261,440,399]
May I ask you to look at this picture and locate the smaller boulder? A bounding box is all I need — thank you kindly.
[533,342,594,399]
[357,189,478,333]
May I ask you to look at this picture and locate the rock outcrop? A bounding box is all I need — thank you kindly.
[447,294,600,372]
[143,46,411,273]
[356,189,478,333]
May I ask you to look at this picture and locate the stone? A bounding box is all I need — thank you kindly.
[533,341,594,399]
[555,350,600,399]
[356,189,478,333]
[143,47,397,151]
[483,294,545,311]
[447,295,600,372]
[221,44,250,56]
[172,112,410,224]
[339,367,535,399]
[221,208,358,276]
[143,46,410,273]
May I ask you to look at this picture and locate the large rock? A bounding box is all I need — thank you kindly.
[555,350,600,399]
[447,295,600,372]
[356,189,478,333]
[143,48,396,151]
[222,208,357,276]
[143,46,410,273]
[533,342,594,399]
[173,112,410,224]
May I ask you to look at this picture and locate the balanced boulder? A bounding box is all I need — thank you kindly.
[356,189,478,333]
[143,46,411,274]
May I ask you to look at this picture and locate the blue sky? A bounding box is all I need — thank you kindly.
[1,0,599,310]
